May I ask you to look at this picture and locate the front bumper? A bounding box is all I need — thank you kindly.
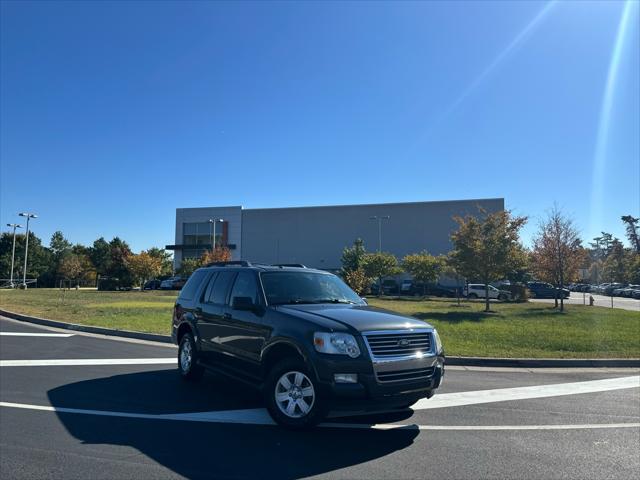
[313,349,445,413]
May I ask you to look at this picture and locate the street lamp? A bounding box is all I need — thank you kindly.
[18,212,37,289]
[6,223,22,288]
[208,218,224,250]
[369,215,390,252]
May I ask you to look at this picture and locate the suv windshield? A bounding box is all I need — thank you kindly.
[261,271,364,306]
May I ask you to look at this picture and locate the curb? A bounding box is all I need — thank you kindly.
[1,309,639,367]
[0,309,172,344]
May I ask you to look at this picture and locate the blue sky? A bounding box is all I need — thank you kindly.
[1,0,638,253]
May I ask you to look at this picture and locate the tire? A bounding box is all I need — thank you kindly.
[468,293,478,299]
[497,294,507,301]
[178,332,204,382]
[264,358,327,429]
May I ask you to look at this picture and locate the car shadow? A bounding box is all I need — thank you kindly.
[47,369,420,479]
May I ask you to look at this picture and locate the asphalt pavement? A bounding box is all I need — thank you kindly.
[1,316,639,479]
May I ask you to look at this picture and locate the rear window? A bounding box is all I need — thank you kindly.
[179,270,209,301]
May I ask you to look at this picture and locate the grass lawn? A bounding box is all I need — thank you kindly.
[1,289,638,358]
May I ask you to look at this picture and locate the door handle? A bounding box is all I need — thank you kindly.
[223,312,232,320]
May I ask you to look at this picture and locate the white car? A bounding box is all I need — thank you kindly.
[465,283,511,301]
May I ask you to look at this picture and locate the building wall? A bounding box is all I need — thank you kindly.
[240,198,504,270]
[174,206,242,268]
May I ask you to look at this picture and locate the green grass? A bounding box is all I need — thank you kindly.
[1,289,638,358]
[0,289,177,334]
[366,297,640,359]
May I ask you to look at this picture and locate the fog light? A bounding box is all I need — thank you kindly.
[334,373,358,384]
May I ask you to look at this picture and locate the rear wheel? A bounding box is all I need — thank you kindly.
[178,332,204,382]
[264,358,327,429]
[468,293,478,299]
[497,293,507,301]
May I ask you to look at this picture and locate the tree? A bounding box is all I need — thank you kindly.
[621,215,640,253]
[177,258,202,277]
[602,239,627,283]
[50,231,71,260]
[531,207,584,311]
[89,237,111,279]
[127,251,163,288]
[401,251,445,296]
[146,247,173,276]
[58,253,94,287]
[449,209,527,312]
[362,252,399,297]
[340,239,366,275]
[0,231,53,286]
[200,246,231,264]
[107,237,134,287]
[343,268,370,296]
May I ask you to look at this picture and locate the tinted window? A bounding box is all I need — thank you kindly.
[261,271,363,305]
[229,271,259,305]
[179,270,209,300]
[207,271,236,305]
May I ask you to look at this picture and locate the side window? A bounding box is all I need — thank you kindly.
[202,271,219,302]
[207,271,236,305]
[229,271,259,305]
[179,270,209,301]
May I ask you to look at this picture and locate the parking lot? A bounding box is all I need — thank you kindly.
[530,293,640,311]
[1,315,639,479]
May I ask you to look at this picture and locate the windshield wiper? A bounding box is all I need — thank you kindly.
[311,299,355,304]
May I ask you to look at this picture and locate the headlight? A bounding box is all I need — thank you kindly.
[313,332,361,358]
[433,329,443,354]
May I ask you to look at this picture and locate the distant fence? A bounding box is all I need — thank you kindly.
[0,278,38,289]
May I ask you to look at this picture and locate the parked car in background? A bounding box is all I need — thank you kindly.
[160,276,186,290]
[592,283,611,295]
[381,279,399,295]
[526,282,570,299]
[400,279,413,295]
[620,285,640,297]
[603,283,626,296]
[143,279,162,290]
[633,290,640,300]
[465,284,511,301]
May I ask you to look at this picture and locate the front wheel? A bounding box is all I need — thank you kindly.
[497,294,507,301]
[468,293,478,299]
[264,358,327,429]
[178,332,204,382]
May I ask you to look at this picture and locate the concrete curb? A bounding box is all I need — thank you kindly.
[0,309,172,344]
[1,308,639,367]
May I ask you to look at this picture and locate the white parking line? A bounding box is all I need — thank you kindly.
[0,332,75,337]
[0,401,638,431]
[411,375,640,410]
[0,358,176,367]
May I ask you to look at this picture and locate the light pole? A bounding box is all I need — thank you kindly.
[6,223,22,288]
[369,215,390,252]
[208,218,224,250]
[18,213,37,289]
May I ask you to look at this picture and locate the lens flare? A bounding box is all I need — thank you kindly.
[589,0,636,236]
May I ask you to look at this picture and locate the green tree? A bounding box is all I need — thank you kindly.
[107,237,134,286]
[602,240,627,283]
[401,251,445,296]
[621,215,640,253]
[146,247,173,276]
[0,232,54,285]
[127,251,163,288]
[449,209,527,312]
[177,257,202,277]
[89,238,111,280]
[340,238,366,275]
[362,252,399,297]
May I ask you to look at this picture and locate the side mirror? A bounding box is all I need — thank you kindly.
[361,297,368,305]
[232,296,256,311]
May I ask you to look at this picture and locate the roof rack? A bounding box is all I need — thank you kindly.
[271,263,307,268]
[205,260,252,267]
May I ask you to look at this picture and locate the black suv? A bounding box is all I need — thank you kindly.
[527,281,570,299]
[172,261,445,428]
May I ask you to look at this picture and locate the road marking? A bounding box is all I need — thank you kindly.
[0,358,176,367]
[411,376,640,410]
[0,332,75,337]
[1,401,638,431]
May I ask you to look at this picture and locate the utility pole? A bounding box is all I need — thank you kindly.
[18,212,37,289]
[208,218,224,251]
[369,215,390,252]
[6,223,22,288]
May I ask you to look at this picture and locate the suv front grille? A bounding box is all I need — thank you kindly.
[363,331,432,359]
[376,366,435,383]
